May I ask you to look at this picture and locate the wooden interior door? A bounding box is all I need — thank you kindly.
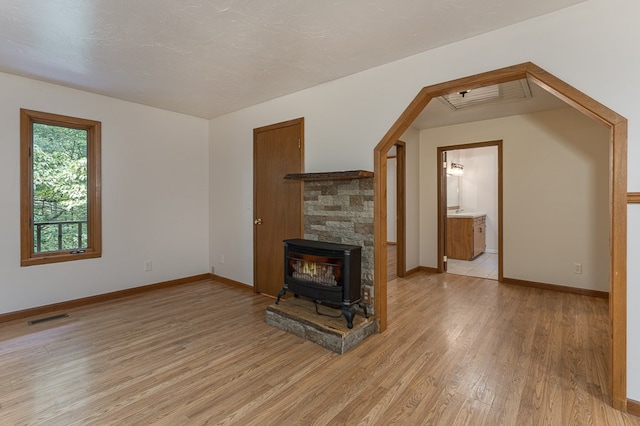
[253,118,304,297]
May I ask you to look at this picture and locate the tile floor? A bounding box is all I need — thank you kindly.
[447,252,499,280]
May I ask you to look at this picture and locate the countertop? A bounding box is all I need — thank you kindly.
[447,211,486,219]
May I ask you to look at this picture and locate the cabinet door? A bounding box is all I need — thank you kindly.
[473,221,486,258]
[447,217,473,260]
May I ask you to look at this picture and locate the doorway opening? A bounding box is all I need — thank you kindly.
[373,62,627,410]
[387,141,406,281]
[438,141,502,281]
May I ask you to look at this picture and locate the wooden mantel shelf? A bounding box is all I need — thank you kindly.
[284,170,374,181]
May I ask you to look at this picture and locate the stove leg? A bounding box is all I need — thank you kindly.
[276,288,286,304]
[342,306,356,329]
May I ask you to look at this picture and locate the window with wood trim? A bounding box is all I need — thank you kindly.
[20,109,102,266]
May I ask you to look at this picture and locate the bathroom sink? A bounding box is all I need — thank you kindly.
[447,210,485,218]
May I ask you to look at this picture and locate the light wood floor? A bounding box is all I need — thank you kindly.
[1,274,638,425]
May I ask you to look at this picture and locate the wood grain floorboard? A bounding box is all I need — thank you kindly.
[0,274,638,425]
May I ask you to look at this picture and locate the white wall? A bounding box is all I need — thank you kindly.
[421,108,609,291]
[0,72,210,315]
[209,0,640,399]
[401,126,421,272]
[629,204,640,400]
[446,150,461,208]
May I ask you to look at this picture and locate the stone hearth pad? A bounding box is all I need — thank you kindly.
[265,297,375,354]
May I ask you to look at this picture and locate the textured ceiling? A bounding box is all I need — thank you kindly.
[0,0,585,119]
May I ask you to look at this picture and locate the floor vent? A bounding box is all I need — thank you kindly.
[28,313,69,326]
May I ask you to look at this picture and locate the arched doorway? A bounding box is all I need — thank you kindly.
[373,62,627,410]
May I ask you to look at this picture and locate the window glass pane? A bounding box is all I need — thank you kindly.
[32,123,88,253]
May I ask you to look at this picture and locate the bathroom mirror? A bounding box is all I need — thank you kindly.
[447,175,460,209]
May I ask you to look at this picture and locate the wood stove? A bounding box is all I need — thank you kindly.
[277,238,364,328]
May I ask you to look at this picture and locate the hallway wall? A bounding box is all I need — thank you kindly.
[420,107,609,292]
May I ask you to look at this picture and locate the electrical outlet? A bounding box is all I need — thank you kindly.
[211,266,215,275]
[573,263,583,274]
[362,287,371,304]
[144,261,152,272]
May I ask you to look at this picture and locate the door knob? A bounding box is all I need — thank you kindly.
[254,218,262,225]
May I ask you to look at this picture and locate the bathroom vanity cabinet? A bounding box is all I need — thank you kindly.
[446,214,486,260]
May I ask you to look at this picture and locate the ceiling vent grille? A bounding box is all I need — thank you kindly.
[438,79,532,111]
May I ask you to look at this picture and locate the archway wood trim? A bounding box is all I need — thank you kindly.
[373,62,627,410]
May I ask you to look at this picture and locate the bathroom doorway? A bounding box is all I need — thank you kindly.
[437,140,503,281]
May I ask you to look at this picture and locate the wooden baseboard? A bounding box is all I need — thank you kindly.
[628,399,640,417]
[0,273,212,324]
[502,277,609,299]
[211,274,253,291]
[404,266,422,276]
[418,266,439,274]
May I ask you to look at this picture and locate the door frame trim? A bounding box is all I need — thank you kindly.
[394,141,407,277]
[437,140,503,281]
[373,62,627,410]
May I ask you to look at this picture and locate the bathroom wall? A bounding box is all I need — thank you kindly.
[459,146,499,253]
